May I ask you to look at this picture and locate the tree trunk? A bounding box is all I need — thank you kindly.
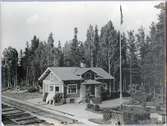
[7,66,11,88]
[26,67,29,86]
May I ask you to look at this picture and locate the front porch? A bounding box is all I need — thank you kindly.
[79,79,103,103]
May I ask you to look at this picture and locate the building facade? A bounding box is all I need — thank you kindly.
[38,67,114,103]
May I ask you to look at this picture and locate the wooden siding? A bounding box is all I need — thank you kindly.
[43,72,64,95]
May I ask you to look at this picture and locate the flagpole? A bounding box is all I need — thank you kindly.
[119,5,123,100]
[119,27,122,99]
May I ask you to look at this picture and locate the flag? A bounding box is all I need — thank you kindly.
[120,5,123,25]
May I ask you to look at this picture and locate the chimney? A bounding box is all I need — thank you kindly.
[80,62,86,68]
[80,57,86,68]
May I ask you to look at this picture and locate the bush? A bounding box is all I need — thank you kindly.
[94,104,100,111]
[110,92,120,99]
[27,87,38,93]
[100,91,131,101]
[87,103,94,109]
[123,92,131,97]
[87,104,100,112]
[101,88,110,100]
[53,93,64,104]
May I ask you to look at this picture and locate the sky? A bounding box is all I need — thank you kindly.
[1,1,162,51]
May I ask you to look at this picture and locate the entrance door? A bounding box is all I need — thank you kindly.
[90,85,95,95]
[86,85,95,96]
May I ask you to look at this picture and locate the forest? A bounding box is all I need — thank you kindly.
[1,6,165,97]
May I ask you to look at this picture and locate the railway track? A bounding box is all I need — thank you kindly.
[2,103,46,125]
[2,96,78,125]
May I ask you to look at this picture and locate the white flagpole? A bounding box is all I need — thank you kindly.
[119,29,122,99]
[120,5,123,100]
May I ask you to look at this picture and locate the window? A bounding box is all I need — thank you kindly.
[86,73,92,79]
[68,84,77,94]
[50,86,54,91]
[84,71,94,80]
[55,86,59,92]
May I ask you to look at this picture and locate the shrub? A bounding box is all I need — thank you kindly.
[87,104,100,112]
[101,89,110,100]
[123,92,131,97]
[27,87,38,93]
[53,93,64,104]
[87,103,94,109]
[110,92,120,99]
[94,104,100,111]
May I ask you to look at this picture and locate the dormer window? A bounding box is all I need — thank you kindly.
[86,73,91,79]
[84,72,94,80]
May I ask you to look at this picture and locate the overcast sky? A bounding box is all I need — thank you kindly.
[1,1,162,51]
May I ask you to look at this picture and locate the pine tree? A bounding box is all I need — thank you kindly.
[99,20,117,74]
[127,30,140,86]
[17,49,24,87]
[47,32,54,47]
[84,25,94,67]
[57,41,64,66]
[47,33,55,66]
[2,47,18,88]
[70,27,81,66]
[93,25,100,67]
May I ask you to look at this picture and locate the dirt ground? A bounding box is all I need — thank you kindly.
[2,91,89,126]
[2,90,42,101]
[2,90,131,126]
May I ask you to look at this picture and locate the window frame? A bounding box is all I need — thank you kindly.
[55,86,59,92]
[67,84,77,94]
[50,85,54,92]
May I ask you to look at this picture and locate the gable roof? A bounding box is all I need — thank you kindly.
[75,67,113,79]
[38,67,114,81]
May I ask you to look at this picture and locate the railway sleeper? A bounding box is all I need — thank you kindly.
[14,116,37,122]
[15,118,45,125]
[4,112,31,119]
[2,107,18,112]
[2,104,11,108]
[3,110,23,116]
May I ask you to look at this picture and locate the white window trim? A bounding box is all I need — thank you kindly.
[67,84,77,94]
